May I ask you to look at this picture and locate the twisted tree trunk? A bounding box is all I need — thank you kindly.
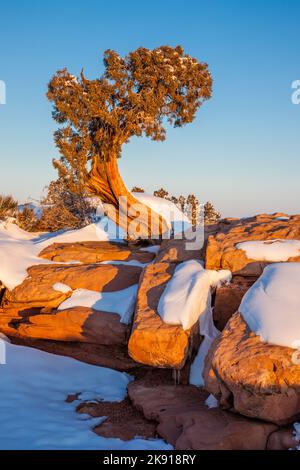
[87,157,169,239]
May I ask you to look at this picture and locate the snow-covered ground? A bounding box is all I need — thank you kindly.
[0,193,189,291]
[240,263,300,348]
[236,239,300,262]
[0,338,172,450]
[0,221,118,290]
[58,285,138,324]
[158,260,231,330]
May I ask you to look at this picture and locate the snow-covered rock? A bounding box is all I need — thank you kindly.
[236,239,300,262]
[58,285,138,324]
[240,263,300,348]
[157,260,231,330]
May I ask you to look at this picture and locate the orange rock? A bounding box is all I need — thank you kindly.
[128,261,200,369]
[206,214,300,276]
[156,239,202,263]
[2,263,142,310]
[204,313,300,425]
[39,241,154,264]
[128,238,202,369]
[0,306,128,345]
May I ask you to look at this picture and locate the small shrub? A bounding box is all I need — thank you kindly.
[0,194,18,220]
[37,203,82,232]
[16,206,38,232]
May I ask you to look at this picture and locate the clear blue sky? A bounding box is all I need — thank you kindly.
[0,0,299,217]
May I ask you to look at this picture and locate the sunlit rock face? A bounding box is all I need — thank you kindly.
[205,213,300,277]
[204,312,300,425]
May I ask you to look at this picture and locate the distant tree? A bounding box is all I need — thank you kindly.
[186,194,199,227]
[47,45,212,238]
[177,195,186,213]
[131,186,145,193]
[204,201,221,224]
[153,188,170,200]
[0,194,17,220]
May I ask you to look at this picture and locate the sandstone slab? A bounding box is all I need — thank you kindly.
[39,241,154,264]
[128,382,277,450]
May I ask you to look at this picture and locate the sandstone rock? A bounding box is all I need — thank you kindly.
[213,284,248,330]
[156,239,202,263]
[204,313,300,425]
[267,427,298,450]
[206,214,300,276]
[2,263,142,310]
[0,306,128,345]
[0,261,141,345]
[39,241,154,264]
[128,382,277,450]
[128,261,200,369]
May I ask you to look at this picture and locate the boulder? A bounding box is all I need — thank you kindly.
[39,241,154,264]
[0,306,128,345]
[266,427,298,450]
[206,214,300,276]
[0,262,141,345]
[204,313,300,425]
[128,382,277,450]
[128,261,200,369]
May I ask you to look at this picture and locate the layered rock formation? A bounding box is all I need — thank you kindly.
[206,214,300,277]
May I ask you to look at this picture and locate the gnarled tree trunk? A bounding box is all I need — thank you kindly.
[87,157,169,239]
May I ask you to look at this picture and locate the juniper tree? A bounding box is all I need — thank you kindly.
[47,46,212,238]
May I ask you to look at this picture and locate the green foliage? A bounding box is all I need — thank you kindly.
[47,45,212,185]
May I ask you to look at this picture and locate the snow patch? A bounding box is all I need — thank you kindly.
[158,260,231,330]
[189,290,220,387]
[58,285,138,324]
[293,423,300,449]
[236,239,300,262]
[205,394,219,409]
[52,282,72,294]
[240,263,300,348]
[140,245,160,254]
[0,340,171,450]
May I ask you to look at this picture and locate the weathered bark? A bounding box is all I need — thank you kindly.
[87,157,169,239]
